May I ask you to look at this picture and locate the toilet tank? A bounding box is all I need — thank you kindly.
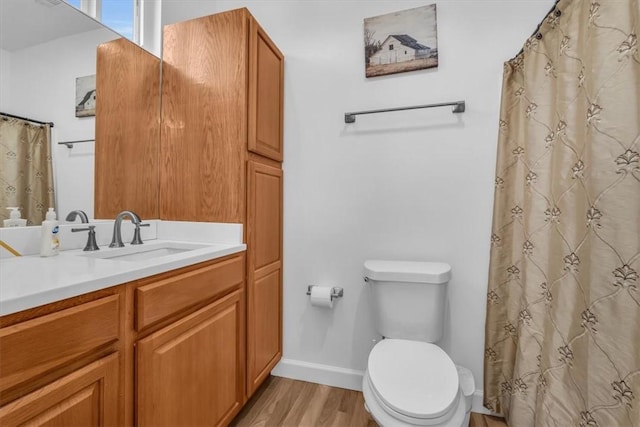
[364,260,451,342]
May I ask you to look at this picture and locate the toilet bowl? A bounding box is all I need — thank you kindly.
[362,339,473,427]
[362,260,475,427]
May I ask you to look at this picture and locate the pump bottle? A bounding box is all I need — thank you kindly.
[40,208,60,257]
[4,207,27,227]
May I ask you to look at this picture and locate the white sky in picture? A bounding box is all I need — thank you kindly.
[365,4,438,49]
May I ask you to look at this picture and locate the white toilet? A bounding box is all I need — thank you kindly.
[362,260,475,427]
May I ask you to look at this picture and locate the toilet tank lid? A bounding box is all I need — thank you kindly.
[364,260,451,284]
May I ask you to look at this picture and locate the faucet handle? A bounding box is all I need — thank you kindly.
[72,225,100,251]
[131,223,150,245]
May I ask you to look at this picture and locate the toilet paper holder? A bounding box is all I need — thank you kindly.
[306,285,344,300]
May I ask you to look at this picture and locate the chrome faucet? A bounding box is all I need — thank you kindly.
[65,210,89,223]
[109,210,141,248]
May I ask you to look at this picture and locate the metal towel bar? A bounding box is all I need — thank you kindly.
[344,100,465,123]
[58,139,95,148]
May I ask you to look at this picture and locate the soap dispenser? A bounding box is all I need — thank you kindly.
[4,207,27,227]
[40,208,60,257]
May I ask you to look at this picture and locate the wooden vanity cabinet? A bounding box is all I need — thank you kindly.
[245,17,284,394]
[0,253,247,427]
[94,38,161,220]
[0,292,123,427]
[134,253,246,427]
[160,7,284,223]
[246,160,283,396]
[137,291,244,427]
[0,354,120,427]
[162,7,285,401]
[248,18,285,162]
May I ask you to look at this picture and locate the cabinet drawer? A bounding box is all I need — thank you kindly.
[135,254,244,331]
[0,295,119,396]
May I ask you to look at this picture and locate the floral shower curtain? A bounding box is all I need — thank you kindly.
[0,116,55,226]
[484,0,639,426]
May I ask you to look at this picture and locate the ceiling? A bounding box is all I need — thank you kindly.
[0,0,103,51]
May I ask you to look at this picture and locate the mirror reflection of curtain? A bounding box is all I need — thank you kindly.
[0,116,55,226]
[484,0,639,425]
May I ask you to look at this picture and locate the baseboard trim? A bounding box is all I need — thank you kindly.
[271,358,365,391]
[472,391,495,415]
[272,358,498,415]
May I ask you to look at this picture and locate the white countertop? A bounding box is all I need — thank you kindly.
[0,240,245,316]
[0,221,246,316]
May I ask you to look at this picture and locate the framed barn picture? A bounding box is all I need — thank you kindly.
[75,74,96,117]
[364,4,438,78]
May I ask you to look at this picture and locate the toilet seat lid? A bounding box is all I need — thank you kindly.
[367,339,459,420]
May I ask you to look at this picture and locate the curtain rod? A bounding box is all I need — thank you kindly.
[344,100,465,123]
[0,112,54,128]
[514,0,562,58]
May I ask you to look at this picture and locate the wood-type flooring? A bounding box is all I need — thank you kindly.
[230,376,508,427]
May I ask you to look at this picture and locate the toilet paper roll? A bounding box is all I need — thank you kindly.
[310,286,333,308]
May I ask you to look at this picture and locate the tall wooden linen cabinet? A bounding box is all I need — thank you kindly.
[161,7,285,403]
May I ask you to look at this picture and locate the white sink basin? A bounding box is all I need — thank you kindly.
[81,241,211,262]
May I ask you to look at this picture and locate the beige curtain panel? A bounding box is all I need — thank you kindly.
[485,0,640,426]
[0,116,55,226]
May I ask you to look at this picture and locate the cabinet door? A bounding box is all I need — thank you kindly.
[246,160,283,397]
[0,353,119,426]
[160,10,247,223]
[248,17,284,162]
[95,38,160,219]
[136,290,245,427]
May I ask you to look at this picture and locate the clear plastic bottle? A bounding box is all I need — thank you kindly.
[40,208,60,257]
[4,207,27,227]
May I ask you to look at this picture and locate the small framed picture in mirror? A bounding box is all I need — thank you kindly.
[75,74,96,117]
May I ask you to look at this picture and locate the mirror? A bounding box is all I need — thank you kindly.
[0,0,160,226]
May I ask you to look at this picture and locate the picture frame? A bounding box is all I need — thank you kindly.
[364,4,439,78]
[75,74,96,117]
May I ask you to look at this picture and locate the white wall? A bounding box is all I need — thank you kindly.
[0,49,12,111]
[161,0,554,405]
[141,0,163,57]
[7,28,119,220]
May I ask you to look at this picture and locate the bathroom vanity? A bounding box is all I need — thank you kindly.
[95,5,285,401]
[0,6,284,427]
[0,248,245,426]
[157,8,284,399]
